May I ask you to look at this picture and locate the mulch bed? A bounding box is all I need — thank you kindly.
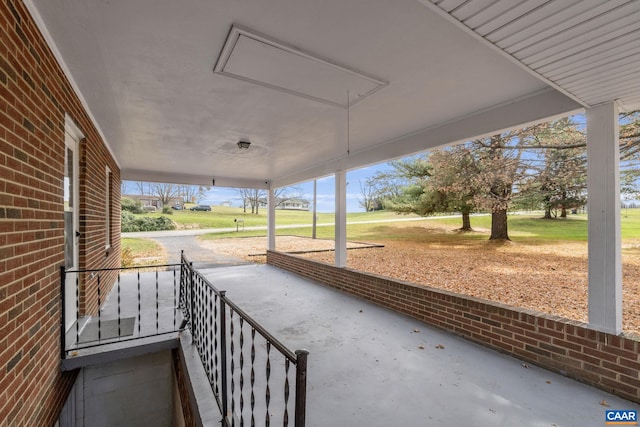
[199,233,640,335]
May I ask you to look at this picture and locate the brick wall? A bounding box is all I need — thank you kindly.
[173,349,196,427]
[0,0,121,425]
[267,250,640,403]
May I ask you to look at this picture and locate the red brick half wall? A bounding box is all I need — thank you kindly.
[266,250,640,403]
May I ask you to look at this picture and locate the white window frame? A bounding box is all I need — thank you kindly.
[105,165,112,249]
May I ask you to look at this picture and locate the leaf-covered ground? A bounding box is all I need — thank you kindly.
[199,229,640,336]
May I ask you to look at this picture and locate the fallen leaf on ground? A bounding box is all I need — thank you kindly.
[201,234,640,335]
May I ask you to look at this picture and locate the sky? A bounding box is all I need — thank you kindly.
[123,112,640,211]
[122,162,390,213]
[195,163,387,213]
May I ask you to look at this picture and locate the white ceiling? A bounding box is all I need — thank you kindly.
[26,0,638,189]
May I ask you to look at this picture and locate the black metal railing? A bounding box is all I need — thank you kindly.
[181,252,308,427]
[60,264,183,357]
[60,254,308,426]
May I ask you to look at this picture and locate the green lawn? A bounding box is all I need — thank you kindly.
[122,208,640,264]
[137,205,418,229]
[121,237,164,266]
[128,206,640,244]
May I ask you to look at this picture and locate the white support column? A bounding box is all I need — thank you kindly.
[267,186,276,252]
[312,180,317,239]
[587,101,622,334]
[335,171,347,267]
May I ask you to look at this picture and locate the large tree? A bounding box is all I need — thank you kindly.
[235,186,303,214]
[620,110,640,200]
[359,178,384,212]
[426,145,481,231]
[377,148,483,231]
[470,132,525,240]
[520,118,587,218]
[180,185,211,204]
[151,183,182,207]
[375,156,434,214]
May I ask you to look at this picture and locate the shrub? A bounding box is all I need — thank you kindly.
[121,211,176,232]
[122,197,143,214]
[162,206,174,215]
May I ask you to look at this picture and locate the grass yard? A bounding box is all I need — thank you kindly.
[139,205,418,230]
[121,237,165,267]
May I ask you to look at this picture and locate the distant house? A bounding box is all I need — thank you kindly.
[123,194,182,209]
[278,198,311,211]
[256,197,311,211]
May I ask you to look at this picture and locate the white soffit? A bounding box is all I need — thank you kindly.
[214,25,388,108]
[423,0,640,110]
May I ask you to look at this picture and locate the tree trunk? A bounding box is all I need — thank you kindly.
[490,209,510,240]
[544,207,552,219]
[460,211,472,231]
[560,207,567,218]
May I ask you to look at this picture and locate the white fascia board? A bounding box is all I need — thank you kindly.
[272,88,583,188]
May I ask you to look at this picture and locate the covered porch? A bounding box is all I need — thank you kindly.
[18,0,640,423]
[27,0,640,338]
[63,257,640,425]
[209,262,639,425]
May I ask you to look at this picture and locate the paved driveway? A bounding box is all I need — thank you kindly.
[147,235,250,268]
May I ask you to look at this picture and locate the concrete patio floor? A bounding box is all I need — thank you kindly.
[202,263,639,427]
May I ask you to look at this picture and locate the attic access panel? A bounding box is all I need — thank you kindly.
[214,25,388,108]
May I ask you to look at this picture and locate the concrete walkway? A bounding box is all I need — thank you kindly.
[203,263,639,427]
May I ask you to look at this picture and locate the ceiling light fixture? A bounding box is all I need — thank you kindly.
[237,140,251,150]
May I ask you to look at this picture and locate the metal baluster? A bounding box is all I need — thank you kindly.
[209,289,215,385]
[250,328,256,427]
[97,273,102,341]
[214,292,220,396]
[190,262,195,342]
[173,267,177,331]
[137,270,141,336]
[205,287,211,378]
[117,273,121,337]
[197,277,202,351]
[75,274,79,348]
[230,310,235,427]
[220,291,228,425]
[60,266,66,359]
[284,359,290,426]
[265,342,271,427]
[155,268,159,332]
[239,318,245,426]
[179,258,185,310]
